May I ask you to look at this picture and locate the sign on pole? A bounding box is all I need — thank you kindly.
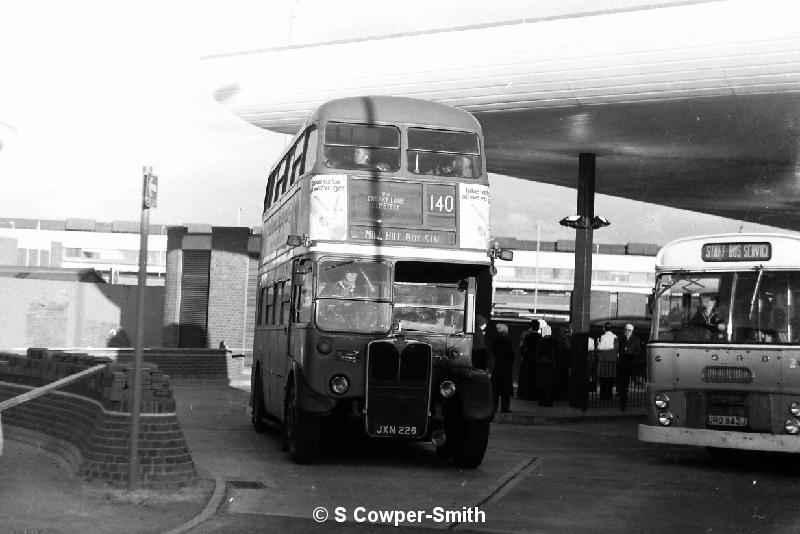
[143,166,158,208]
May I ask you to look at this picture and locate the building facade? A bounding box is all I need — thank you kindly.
[0,217,167,285]
[162,225,260,353]
[491,237,658,326]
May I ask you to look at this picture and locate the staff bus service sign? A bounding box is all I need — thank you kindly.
[701,241,772,262]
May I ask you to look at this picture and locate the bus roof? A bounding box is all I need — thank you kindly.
[306,96,481,131]
[656,232,800,271]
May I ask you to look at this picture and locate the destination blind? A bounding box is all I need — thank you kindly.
[701,242,772,262]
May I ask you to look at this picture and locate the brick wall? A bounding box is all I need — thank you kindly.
[0,350,196,489]
[163,226,258,354]
[68,348,238,381]
[208,228,250,351]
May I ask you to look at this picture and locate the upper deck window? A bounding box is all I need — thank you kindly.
[407,128,481,179]
[323,123,400,172]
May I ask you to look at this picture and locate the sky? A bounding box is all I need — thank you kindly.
[0,0,792,246]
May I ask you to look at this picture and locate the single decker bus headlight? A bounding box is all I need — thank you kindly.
[785,418,800,435]
[790,401,800,417]
[439,381,456,399]
[658,412,674,426]
[329,374,350,395]
[654,393,670,410]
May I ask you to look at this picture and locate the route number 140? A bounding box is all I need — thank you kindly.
[429,194,454,213]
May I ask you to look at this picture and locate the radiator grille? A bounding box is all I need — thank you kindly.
[701,366,753,384]
[685,391,771,431]
[365,339,432,438]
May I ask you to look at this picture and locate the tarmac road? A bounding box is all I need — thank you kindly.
[5,383,800,533]
[176,385,800,534]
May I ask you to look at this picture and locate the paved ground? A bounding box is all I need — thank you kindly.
[0,383,642,534]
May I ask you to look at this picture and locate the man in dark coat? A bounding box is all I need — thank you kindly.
[517,320,540,400]
[534,329,557,407]
[490,323,515,413]
[617,323,643,411]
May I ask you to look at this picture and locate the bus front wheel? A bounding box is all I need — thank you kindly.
[451,421,490,468]
[283,382,322,464]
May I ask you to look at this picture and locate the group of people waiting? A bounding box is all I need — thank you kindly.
[487,319,572,413]
[485,319,643,413]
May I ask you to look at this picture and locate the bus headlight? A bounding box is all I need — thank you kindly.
[658,412,674,426]
[791,402,800,417]
[654,393,670,410]
[439,381,456,398]
[785,418,800,435]
[447,347,461,359]
[317,338,333,355]
[329,375,350,395]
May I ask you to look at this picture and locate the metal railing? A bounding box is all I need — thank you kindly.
[0,363,106,456]
[587,360,647,409]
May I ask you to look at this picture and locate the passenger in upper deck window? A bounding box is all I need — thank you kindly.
[434,156,456,176]
[454,156,475,178]
[353,147,390,172]
[324,147,346,169]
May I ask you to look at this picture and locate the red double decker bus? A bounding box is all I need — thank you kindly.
[251,96,507,466]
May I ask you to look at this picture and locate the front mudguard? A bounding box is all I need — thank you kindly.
[451,370,494,422]
[290,361,338,417]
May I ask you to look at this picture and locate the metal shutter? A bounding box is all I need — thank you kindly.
[178,250,211,347]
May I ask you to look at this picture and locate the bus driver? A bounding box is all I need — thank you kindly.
[691,293,725,339]
[336,270,362,297]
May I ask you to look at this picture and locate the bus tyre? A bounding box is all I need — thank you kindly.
[251,370,268,433]
[284,382,322,464]
[452,421,490,468]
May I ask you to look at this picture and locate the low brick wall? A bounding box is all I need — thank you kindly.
[75,348,250,383]
[0,350,196,489]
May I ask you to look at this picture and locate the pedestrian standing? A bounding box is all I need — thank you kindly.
[596,322,619,401]
[554,326,572,401]
[490,323,515,413]
[517,320,540,400]
[534,323,557,407]
[617,323,642,411]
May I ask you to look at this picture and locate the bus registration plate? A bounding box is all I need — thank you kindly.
[707,415,747,427]
[368,424,420,437]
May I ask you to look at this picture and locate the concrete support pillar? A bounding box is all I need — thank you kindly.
[571,153,596,335]
[568,153,596,410]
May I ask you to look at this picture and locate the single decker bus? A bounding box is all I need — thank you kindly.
[251,95,508,466]
[639,233,800,453]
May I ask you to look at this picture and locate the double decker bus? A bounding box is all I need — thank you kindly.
[639,233,800,453]
[251,96,506,466]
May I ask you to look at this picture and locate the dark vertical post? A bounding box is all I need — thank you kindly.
[568,153,596,410]
[129,166,155,490]
[571,153,595,335]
